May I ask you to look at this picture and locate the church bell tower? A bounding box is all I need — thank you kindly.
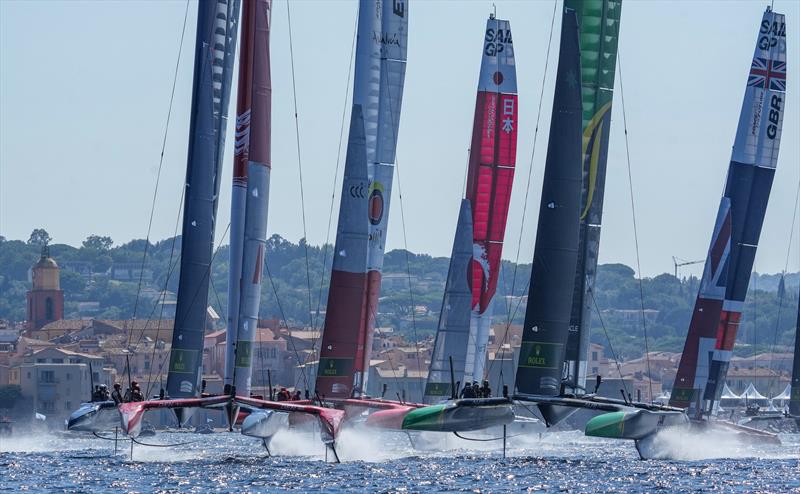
[27,245,64,330]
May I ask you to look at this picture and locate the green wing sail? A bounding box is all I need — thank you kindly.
[564,0,623,392]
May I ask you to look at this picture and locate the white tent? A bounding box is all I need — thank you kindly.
[741,382,767,401]
[720,383,741,400]
[771,383,792,402]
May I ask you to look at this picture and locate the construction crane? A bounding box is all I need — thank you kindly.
[672,256,704,278]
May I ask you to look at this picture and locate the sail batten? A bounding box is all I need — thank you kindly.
[670,8,786,415]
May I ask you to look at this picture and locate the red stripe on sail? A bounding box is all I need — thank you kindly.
[670,297,724,407]
[716,309,741,351]
[466,92,518,313]
[316,269,369,398]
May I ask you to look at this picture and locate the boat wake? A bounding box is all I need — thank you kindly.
[639,428,797,461]
[0,431,98,453]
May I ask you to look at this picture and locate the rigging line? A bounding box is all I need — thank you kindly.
[492,0,557,387]
[752,263,758,387]
[285,0,315,332]
[374,324,403,389]
[142,203,184,398]
[126,0,191,350]
[453,431,528,442]
[588,287,629,396]
[264,261,310,392]
[617,52,654,403]
[130,436,200,448]
[308,9,359,365]
[394,159,424,396]
[503,0,558,324]
[765,174,800,395]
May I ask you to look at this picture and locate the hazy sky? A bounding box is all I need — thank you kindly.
[1,0,798,278]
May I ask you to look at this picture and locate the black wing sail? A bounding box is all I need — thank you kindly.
[514,8,583,406]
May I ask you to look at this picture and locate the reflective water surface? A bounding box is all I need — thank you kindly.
[1,428,798,493]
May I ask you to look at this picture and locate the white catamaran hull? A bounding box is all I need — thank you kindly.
[66,401,119,432]
[241,410,290,440]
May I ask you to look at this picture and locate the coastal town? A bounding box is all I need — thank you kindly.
[1,247,793,428]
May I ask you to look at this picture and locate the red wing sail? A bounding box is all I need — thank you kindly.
[463,17,518,383]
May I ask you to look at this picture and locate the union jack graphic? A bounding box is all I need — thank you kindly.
[748,57,786,91]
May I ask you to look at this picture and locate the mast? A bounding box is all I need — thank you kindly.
[563,0,623,394]
[223,0,272,398]
[462,15,518,386]
[791,288,800,418]
[361,0,409,393]
[166,0,240,400]
[316,0,408,398]
[514,7,582,406]
[670,8,786,417]
[423,200,474,403]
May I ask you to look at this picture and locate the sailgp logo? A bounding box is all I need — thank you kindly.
[180,381,193,393]
[235,109,251,157]
[484,27,512,56]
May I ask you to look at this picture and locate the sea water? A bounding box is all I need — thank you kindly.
[1,428,798,493]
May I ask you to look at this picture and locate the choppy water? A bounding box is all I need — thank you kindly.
[1,428,798,493]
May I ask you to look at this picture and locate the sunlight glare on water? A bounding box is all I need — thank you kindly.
[0,430,798,493]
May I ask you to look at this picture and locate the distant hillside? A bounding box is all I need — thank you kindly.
[1,230,797,360]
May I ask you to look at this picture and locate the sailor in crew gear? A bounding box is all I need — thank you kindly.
[98,384,110,401]
[481,381,491,398]
[111,383,124,404]
[472,381,481,398]
[127,381,144,402]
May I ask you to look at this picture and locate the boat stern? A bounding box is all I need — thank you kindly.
[586,408,689,441]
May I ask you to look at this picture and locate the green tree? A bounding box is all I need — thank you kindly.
[28,228,51,246]
[82,235,113,251]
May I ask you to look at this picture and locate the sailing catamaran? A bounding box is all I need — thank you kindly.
[396,12,518,432]
[586,6,787,458]
[402,0,635,434]
[68,0,344,454]
[68,0,241,434]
